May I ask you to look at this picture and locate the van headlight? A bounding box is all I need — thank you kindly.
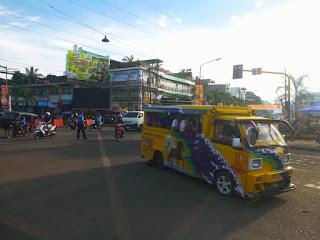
[283,153,290,163]
[249,158,263,170]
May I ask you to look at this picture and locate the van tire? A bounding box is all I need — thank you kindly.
[153,151,163,168]
[214,171,236,197]
[139,124,143,131]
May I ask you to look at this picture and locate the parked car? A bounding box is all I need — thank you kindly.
[122,111,144,130]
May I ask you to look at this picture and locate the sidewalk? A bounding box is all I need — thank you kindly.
[288,139,320,152]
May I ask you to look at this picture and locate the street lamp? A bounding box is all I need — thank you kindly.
[102,35,110,42]
[199,57,222,80]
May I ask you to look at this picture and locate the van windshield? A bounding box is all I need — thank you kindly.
[240,121,286,147]
[124,112,139,118]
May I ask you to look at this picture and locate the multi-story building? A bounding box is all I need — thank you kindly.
[109,59,194,110]
[8,58,195,113]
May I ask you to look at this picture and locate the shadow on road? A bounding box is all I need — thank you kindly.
[0,159,287,240]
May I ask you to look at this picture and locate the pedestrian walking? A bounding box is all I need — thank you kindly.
[77,111,87,140]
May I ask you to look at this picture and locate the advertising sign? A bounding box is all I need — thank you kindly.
[110,69,140,82]
[195,83,204,105]
[1,85,9,108]
[67,50,110,81]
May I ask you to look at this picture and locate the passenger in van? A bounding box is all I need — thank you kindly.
[217,124,239,144]
[171,114,180,131]
[180,116,188,133]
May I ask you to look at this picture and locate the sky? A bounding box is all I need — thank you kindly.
[0,0,319,102]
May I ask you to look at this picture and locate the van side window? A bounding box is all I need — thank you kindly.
[213,120,240,145]
[146,112,172,129]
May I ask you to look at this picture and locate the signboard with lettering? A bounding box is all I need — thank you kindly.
[110,69,140,82]
[1,85,9,108]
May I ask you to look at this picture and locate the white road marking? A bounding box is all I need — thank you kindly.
[292,153,320,159]
[305,184,317,188]
[97,132,133,240]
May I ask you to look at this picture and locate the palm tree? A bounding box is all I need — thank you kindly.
[25,66,41,84]
[122,55,135,63]
[290,74,313,119]
[276,74,313,119]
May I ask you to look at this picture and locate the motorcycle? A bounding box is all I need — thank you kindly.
[34,122,57,140]
[6,122,27,138]
[91,119,103,130]
[69,119,77,130]
[115,123,124,141]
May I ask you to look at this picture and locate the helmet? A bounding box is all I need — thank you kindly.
[46,112,51,116]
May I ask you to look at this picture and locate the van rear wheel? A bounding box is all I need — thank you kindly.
[153,151,163,168]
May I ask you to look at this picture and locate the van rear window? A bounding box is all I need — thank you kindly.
[125,112,139,118]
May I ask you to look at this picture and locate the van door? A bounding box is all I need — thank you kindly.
[212,120,247,188]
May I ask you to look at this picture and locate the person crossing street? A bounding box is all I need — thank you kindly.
[77,111,87,140]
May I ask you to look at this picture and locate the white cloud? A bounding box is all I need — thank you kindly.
[176,18,182,24]
[136,20,144,25]
[158,14,168,28]
[1,0,319,102]
[24,16,41,22]
[0,4,19,17]
[255,0,264,8]
[9,21,26,28]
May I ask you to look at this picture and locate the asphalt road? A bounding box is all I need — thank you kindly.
[0,129,319,240]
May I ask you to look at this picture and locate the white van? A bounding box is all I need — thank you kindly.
[122,111,144,130]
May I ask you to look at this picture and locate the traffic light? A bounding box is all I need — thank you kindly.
[252,68,262,75]
[233,64,243,79]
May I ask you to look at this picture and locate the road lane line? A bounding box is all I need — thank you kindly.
[97,132,133,240]
[291,154,320,159]
[305,184,317,188]
[292,168,314,172]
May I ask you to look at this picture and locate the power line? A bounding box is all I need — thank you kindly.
[23,19,150,56]
[99,0,168,31]
[65,0,174,43]
[8,0,156,54]
[0,20,119,56]
[0,58,64,74]
[136,0,194,31]
[36,0,149,47]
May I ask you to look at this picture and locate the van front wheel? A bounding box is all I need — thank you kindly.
[215,171,236,196]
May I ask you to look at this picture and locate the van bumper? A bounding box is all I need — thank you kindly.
[247,183,296,199]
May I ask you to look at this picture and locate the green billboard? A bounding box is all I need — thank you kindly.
[66,49,110,81]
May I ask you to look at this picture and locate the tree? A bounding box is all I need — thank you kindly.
[276,74,313,119]
[290,74,313,119]
[206,89,245,105]
[25,66,41,84]
[10,83,35,110]
[122,55,135,63]
[11,71,27,85]
[245,91,262,105]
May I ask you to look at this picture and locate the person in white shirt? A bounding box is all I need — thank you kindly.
[171,115,180,130]
[180,117,188,133]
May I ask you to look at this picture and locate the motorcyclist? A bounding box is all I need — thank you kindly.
[95,113,103,127]
[42,112,52,135]
[114,116,124,138]
[43,112,52,124]
[20,115,27,135]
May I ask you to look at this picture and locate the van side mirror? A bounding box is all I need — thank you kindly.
[232,138,243,149]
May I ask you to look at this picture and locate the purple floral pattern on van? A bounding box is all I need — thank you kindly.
[165,132,245,197]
